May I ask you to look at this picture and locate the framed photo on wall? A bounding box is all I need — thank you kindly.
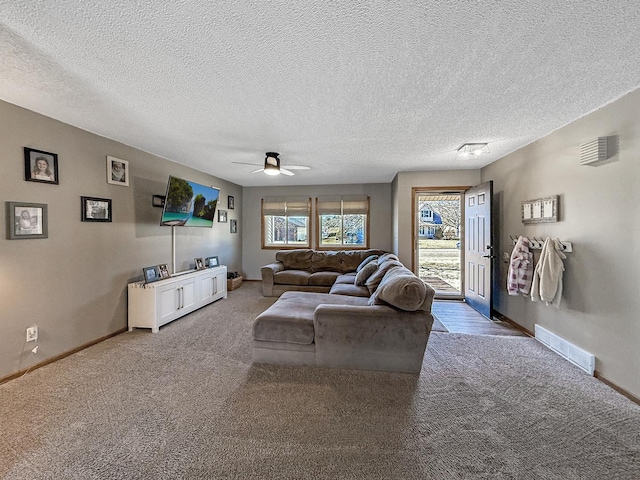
[218,210,227,222]
[24,147,59,185]
[6,201,48,239]
[107,156,129,186]
[81,196,112,222]
[228,195,235,209]
[230,219,237,233]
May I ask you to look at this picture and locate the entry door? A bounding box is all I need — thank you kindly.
[464,181,494,318]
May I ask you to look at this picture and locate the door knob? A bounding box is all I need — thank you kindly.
[482,254,496,258]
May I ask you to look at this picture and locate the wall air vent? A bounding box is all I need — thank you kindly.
[580,137,608,165]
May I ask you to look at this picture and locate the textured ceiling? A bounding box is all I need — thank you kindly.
[1,1,640,187]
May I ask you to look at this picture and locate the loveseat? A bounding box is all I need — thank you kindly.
[261,248,386,297]
[253,252,436,374]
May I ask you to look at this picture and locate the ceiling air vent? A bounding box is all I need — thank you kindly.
[580,137,608,165]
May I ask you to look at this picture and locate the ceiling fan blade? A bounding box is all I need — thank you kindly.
[280,168,295,176]
[284,165,311,170]
[250,168,264,174]
[232,161,262,166]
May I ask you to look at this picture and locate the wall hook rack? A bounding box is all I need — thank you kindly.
[511,236,573,252]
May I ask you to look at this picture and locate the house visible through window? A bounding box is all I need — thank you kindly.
[317,195,369,249]
[262,197,311,248]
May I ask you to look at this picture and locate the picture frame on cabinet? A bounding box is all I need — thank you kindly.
[206,256,219,268]
[24,147,59,185]
[218,210,227,222]
[157,264,170,278]
[107,156,129,186]
[143,266,161,284]
[6,201,48,239]
[194,257,206,270]
[230,219,237,234]
[81,196,112,222]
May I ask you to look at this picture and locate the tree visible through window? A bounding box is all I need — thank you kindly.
[317,196,369,248]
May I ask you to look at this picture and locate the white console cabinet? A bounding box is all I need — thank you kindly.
[128,265,227,332]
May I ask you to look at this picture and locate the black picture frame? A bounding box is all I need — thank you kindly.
[206,256,219,268]
[152,195,165,208]
[228,195,235,209]
[143,266,161,283]
[218,210,227,223]
[6,201,48,239]
[230,219,237,234]
[81,196,112,222]
[24,147,59,185]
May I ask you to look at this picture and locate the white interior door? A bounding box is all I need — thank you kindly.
[464,181,494,318]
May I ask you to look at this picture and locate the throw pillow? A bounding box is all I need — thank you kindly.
[365,259,403,294]
[355,261,378,286]
[376,253,399,265]
[356,255,379,272]
[369,267,427,311]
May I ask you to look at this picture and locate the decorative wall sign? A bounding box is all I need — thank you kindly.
[522,195,559,224]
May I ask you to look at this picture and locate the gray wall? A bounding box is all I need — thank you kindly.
[0,100,242,379]
[242,184,393,280]
[393,170,482,267]
[482,88,640,398]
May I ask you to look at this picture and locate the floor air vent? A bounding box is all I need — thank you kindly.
[535,325,595,375]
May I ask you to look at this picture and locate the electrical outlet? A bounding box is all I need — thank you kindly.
[26,326,38,342]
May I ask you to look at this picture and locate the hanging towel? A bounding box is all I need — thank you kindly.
[507,236,533,296]
[531,238,566,308]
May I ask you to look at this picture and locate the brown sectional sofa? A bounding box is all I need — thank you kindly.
[254,250,436,374]
[260,248,386,297]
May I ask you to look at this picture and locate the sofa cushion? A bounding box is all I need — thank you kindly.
[368,266,427,312]
[341,250,382,273]
[356,254,379,272]
[309,271,341,286]
[329,283,371,297]
[377,253,400,265]
[253,293,318,344]
[365,260,403,294]
[334,273,357,284]
[355,261,378,286]
[273,270,310,286]
[276,249,315,271]
[311,251,344,272]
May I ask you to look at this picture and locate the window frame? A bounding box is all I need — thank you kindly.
[261,197,311,249]
[315,196,370,250]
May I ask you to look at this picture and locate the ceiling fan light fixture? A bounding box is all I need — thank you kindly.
[264,152,281,175]
[457,143,490,158]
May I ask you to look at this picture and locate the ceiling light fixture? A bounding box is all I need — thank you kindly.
[457,143,490,158]
[263,152,281,175]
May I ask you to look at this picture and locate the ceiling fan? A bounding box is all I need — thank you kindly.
[233,152,310,176]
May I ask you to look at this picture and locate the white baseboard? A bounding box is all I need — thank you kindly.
[535,325,595,375]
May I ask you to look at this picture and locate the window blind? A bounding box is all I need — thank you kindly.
[262,197,310,216]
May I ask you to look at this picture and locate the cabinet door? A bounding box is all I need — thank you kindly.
[180,277,198,312]
[199,271,216,304]
[213,271,227,300]
[156,283,180,326]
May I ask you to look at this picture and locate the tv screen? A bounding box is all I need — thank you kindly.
[160,176,219,227]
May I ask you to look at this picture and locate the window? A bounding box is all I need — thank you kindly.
[317,195,369,249]
[262,197,311,248]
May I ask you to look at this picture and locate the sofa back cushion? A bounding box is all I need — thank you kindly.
[340,249,384,273]
[368,265,431,312]
[311,251,344,272]
[276,249,315,271]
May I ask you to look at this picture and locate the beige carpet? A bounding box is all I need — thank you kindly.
[1,282,639,479]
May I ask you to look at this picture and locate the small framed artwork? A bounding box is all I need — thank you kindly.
[152,195,165,208]
[194,257,206,270]
[24,147,59,185]
[143,266,161,283]
[230,219,237,234]
[157,264,170,278]
[228,195,235,209]
[6,202,48,239]
[81,196,112,222]
[218,210,227,223]
[206,256,219,268]
[107,156,129,186]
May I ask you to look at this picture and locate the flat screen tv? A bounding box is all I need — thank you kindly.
[160,176,219,227]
